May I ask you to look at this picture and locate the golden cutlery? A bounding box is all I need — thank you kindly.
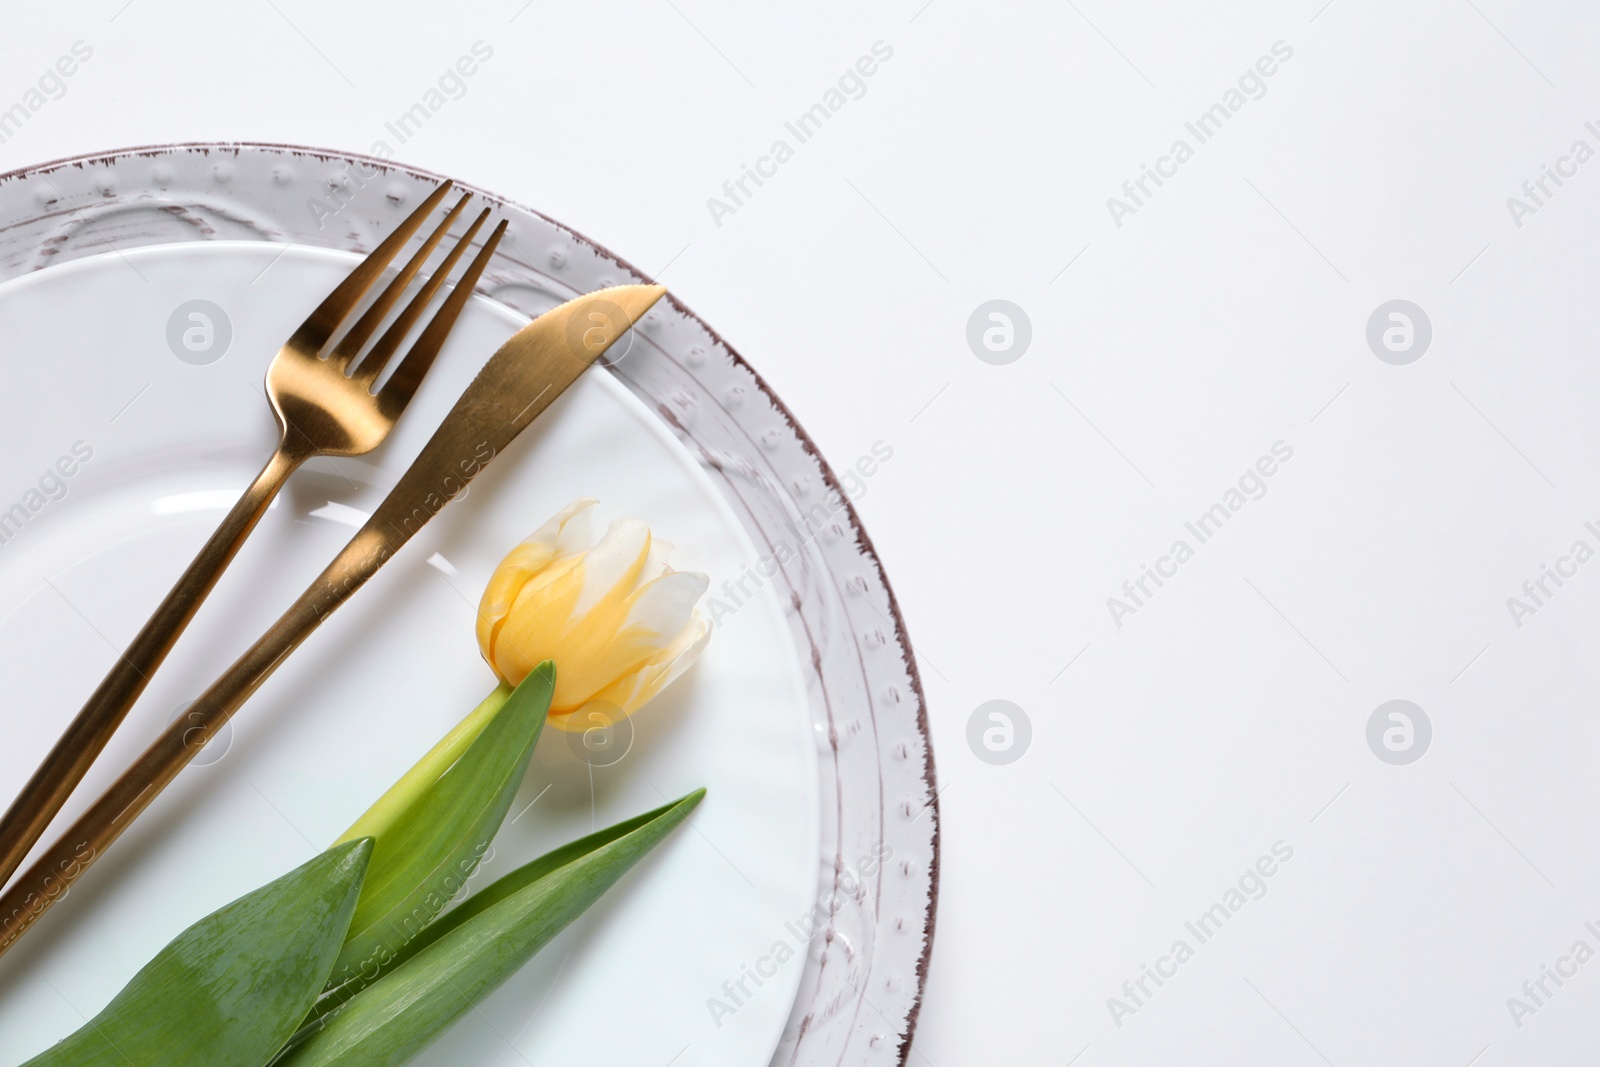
[0,180,493,893]
[0,284,666,958]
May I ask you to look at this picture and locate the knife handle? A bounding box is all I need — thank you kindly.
[0,444,308,899]
[0,528,384,958]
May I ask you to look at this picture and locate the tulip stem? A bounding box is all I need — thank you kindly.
[334,682,514,846]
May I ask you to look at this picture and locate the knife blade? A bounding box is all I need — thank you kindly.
[0,284,666,955]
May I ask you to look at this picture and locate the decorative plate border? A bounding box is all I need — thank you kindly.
[0,143,937,1066]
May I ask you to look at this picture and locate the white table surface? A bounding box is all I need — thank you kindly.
[7,2,1600,1063]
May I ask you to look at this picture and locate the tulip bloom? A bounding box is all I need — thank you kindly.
[476,498,710,731]
[346,500,710,844]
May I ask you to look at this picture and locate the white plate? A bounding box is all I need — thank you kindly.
[0,142,939,1067]
[0,240,819,1066]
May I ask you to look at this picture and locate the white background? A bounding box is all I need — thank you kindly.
[7,1,1600,1063]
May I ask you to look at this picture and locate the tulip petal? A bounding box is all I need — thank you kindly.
[474,500,597,665]
[550,498,598,556]
[573,519,652,618]
[475,501,711,717]
[550,610,710,730]
[621,569,710,641]
[495,550,656,708]
[556,614,713,729]
[555,568,709,709]
[488,554,586,687]
[640,536,676,585]
[475,541,554,662]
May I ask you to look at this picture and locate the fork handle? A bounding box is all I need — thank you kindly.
[0,441,307,893]
[0,521,384,957]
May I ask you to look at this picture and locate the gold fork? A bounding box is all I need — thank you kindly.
[0,179,506,890]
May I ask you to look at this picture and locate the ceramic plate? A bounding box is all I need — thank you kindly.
[0,144,937,1066]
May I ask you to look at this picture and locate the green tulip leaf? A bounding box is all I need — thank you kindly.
[276,788,705,1067]
[22,838,371,1067]
[323,663,553,994]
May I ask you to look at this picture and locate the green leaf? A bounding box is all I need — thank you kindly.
[275,788,706,1067]
[323,664,553,994]
[22,838,371,1067]
[335,683,511,847]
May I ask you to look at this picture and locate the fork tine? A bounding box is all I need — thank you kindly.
[285,180,454,353]
[377,218,509,414]
[327,193,472,369]
[351,207,492,386]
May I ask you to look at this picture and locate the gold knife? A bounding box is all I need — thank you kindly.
[0,284,666,956]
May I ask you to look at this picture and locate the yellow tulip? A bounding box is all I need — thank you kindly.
[337,501,708,849]
[476,498,710,731]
